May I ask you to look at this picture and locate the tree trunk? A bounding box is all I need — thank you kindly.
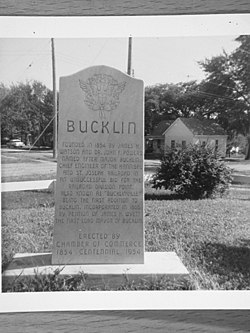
[245,135,250,160]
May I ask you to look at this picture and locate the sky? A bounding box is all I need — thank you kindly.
[0,35,240,90]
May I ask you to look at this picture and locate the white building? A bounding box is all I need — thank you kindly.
[145,117,228,157]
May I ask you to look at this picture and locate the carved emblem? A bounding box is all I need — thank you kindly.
[79,74,126,118]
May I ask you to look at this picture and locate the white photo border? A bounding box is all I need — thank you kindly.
[1,14,250,312]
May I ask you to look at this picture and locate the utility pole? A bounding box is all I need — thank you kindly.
[51,38,57,159]
[127,36,132,76]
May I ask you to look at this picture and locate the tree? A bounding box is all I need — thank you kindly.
[199,35,250,159]
[144,81,211,135]
[0,82,30,140]
[0,83,9,102]
[0,83,11,138]
[0,81,53,146]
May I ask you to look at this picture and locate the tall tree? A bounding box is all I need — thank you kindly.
[144,81,211,135]
[0,81,53,146]
[199,35,250,158]
[0,83,11,138]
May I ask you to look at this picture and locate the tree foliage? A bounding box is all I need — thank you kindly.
[152,144,232,200]
[144,81,211,135]
[0,81,53,146]
[145,35,250,157]
[199,35,250,158]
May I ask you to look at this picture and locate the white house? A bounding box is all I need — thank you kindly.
[145,117,228,157]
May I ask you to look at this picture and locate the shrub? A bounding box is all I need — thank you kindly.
[152,144,232,199]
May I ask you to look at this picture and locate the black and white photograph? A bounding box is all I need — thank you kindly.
[1,30,250,293]
[0,1,250,331]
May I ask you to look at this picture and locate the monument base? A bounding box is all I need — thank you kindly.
[2,252,189,290]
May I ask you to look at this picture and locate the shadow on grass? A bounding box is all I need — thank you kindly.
[145,190,182,201]
[198,241,250,289]
[145,193,181,201]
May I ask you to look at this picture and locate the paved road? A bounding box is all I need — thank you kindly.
[1,310,250,333]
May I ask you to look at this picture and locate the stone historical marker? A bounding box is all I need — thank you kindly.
[3,65,188,289]
[52,65,144,265]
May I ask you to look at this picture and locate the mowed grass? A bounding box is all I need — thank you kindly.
[1,150,56,164]
[1,190,55,273]
[1,149,57,182]
[1,173,57,183]
[2,186,250,291]
[145,187,250,289]
[1,152,56,183]
[1,156,42,164]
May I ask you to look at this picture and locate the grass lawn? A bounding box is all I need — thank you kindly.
[1,150,57,182]
[146,186,250,289]
[1,173,57,183]
[2,185,250,291]
[1,149,56,163]
[1,156,42,164]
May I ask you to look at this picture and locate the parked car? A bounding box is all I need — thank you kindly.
[6,139,25,148]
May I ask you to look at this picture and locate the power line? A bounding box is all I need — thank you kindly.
[56,54,84,68]
[89,39,109,66]
[1,40,50,70]
[28,112,57,152]
[198,90,245,103]
[56,51,87,65]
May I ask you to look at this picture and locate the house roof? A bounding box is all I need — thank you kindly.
[150,120,174,136]
[180,118,227,136]
[149,117,226,136]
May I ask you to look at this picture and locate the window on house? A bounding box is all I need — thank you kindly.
[171,140,175,149]
[157,139,161,149]
[182,140,186,149]
[201,141,206,148]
